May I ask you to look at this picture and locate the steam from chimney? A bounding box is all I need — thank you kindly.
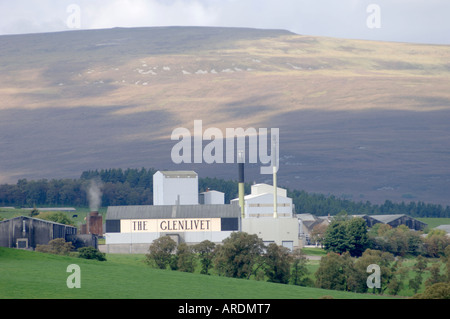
[87,178,103,212]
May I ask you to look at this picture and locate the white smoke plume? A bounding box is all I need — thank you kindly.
[87,178,103,212]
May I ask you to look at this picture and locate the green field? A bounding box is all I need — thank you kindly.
[0,247,394,299]
[418,218,450,230]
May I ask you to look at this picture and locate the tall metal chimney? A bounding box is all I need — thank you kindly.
[272,133,278,219]
[238,150,245,219]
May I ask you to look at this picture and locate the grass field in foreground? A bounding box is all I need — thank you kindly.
[0,247,395,299]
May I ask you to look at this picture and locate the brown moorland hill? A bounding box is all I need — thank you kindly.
[1,26,450,204]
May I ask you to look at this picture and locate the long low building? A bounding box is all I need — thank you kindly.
[104,204,241,253]
[0,216,97,250]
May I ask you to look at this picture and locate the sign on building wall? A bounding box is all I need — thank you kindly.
[120,218,222,233]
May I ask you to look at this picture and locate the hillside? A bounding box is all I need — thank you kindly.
[1,26,450,205]
[0,247,392,300]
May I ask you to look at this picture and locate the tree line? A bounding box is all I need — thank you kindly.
[318,214,450,258]
[145,232,312,287]
[145,231,450,298]
[0,167,449,217]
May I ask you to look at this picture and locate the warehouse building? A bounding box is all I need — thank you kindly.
[104,204,240,253]
[0,216,77,250]
[355,214,427,231]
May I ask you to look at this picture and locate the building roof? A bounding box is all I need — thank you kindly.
[156,171,198,178]
[22,207,76,212]
[297,213,317,221]
[231,192,292,202]
[251,183,287,197]
[107,204,240,220]
[199,190,224,195]
[370,214,407,224]
[0,215,77,229]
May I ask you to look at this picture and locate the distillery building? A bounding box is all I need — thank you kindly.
[104,204,240,253]
[104,169,300,253]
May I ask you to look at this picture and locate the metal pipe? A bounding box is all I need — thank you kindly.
[272,133,278,218]
[238,150,245,219]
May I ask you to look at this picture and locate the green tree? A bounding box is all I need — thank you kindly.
[387,260,408,295]
[146,236,177,269]
[413,282,450,299]
[346,217,370,257]
[290,248,313,287]
[323,221,351,254]
[214,232,264,279]
[444,246,450,282]
[424,229,450,257]
[409,255,427,294]
[193,240,216,275]
[425,262,445,287]
[323,217,370,257]
[315,252,352,291]
[263,243,292,284]
[353,249,395,294]
[175,243,195,273]
[38,211,75,226]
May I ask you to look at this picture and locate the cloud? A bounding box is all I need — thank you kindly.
[0,0,449,44]
[83,0,219,29]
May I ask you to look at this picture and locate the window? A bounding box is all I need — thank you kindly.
[16,238,28,249]
[282,241,293,251]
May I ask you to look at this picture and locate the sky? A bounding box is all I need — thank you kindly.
[0,0,449,45]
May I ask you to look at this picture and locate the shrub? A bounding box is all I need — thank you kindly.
[413,282,450,299]
[35,238,74,255]
[78,246,106,261]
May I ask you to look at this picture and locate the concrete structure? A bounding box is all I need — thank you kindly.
[153,170,198,205]
[230,183,294,218]
[104,204,240,253]
[0,216,77,250]
[230,183,299,249]
[199,190,225,205]
[241,218,298,250]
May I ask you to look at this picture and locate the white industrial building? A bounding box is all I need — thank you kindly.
[199,190,225,205]
[230,183,299,250]
[230,183,293,218]
[104,170,300,253]
[153,170,198,205]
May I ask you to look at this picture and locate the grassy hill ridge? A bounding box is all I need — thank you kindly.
[0,247,392,299]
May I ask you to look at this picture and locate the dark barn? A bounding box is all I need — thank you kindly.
[354,214,427,231]
[0,216,77,250]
